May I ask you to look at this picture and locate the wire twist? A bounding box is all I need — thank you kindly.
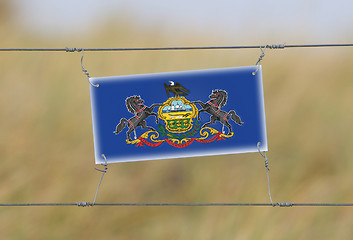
[252,43,285,75]
[265,43,286,49]
[80,49,99,87]
[76,202,92,207]
[65,47,82,52]
[257,142,274,205]
[252,46,267,75]
[92,154,108,206]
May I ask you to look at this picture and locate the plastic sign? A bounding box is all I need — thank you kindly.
[90,66,267,164]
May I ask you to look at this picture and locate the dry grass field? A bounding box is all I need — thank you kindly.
[1,8,353,240]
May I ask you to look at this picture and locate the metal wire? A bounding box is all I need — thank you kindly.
[93,203,353,207]
[92,154,108,206]
[0,202,353,207]
[0,43,353,52]
[257,142,274,205]
[80,49,99,87]
[252,46,267,75]
[0,203,78,206]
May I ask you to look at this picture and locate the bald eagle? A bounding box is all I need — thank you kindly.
[164,81,189,97]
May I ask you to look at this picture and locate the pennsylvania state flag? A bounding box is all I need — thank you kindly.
[90,66,267,164]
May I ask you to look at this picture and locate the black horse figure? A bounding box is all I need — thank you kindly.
[114,95,160,141]
[195,90,243,135]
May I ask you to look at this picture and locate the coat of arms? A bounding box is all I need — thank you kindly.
[114,81,243,148]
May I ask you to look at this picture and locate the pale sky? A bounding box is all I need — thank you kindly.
[10,0,353,42]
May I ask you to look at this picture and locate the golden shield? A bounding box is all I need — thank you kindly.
[158,96,198,133]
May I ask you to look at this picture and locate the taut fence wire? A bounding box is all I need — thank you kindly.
[0,43,353,52]
[1,203,353,207]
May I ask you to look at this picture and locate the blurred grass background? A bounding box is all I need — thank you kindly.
[1,1,353,239]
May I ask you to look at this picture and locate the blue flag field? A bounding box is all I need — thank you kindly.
[90,66,267,164]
